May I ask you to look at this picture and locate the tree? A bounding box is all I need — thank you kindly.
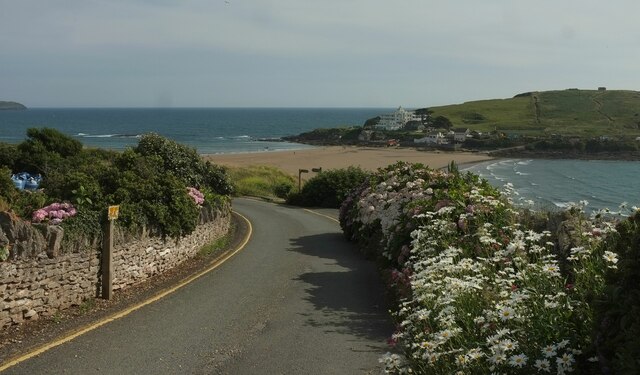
[363,116,381,129]
[432,115,453,130]
[414,108,434,124]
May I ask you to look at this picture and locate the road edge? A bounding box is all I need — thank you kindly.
[0,210,253,372]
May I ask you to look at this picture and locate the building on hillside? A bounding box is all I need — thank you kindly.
[451,128,470,143]
[375,106,420,130]
[414,132,447,145]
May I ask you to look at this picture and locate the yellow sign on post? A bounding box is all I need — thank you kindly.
[108,205,120,221]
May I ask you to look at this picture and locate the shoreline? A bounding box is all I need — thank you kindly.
[202,145,495,176]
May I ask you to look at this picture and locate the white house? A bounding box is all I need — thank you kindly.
[452,128,470,143]
[414,132,447,145]
[376,106,420,130]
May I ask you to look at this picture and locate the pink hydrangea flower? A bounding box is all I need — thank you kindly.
[187,187,205,206]
[32,202,77,224]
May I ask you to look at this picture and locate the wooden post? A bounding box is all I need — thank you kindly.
[102,205,119,300]
[298,169,308,192]
[101,219,114,300]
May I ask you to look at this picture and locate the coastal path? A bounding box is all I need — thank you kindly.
[1,198,393,374]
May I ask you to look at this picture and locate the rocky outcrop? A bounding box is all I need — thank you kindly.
[0,101,27,110]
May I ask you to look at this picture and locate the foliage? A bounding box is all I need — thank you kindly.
[0,166,16,201]
[273,182,293,199]
[198,232,231,257]
[227,165,295,198]
[288,166,371,208]
[15,128,83,174]
[284,127,362,143]
[2,130,232,242]
[363,116,381,128]
[59,209,103,251]
[0,143,18,168]
[340,162,621,374]
[9,191,47,220]
[431,115,453,129]
[109,151,201,238]
[0,246,8,262]
[135,133,233,195]
[594,211,640,374]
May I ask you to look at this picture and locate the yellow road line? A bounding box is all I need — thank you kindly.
[0,211,253,372]
[303,208,340,224]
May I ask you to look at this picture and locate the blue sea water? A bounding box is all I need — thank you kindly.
[466,158,640,213]
[0,107,389,154]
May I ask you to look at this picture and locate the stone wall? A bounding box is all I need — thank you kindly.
[0,205,230,328]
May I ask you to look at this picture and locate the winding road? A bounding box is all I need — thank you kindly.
[2,198,393,374]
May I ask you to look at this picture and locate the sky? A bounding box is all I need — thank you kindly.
[2,0,639,108]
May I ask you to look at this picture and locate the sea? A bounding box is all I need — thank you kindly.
[0,107,388,154]
[465,159,640,213]
[1,108,638,212]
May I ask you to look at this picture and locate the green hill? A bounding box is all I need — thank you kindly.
[429,89,640,137]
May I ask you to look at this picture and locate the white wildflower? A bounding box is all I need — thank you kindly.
[534,358,551,372]
[541,344,556,358]
[498,306,516,321]
[603,251,619,268]
[509,353,527,367]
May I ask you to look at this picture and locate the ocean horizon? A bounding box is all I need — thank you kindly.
[0,107,392,154]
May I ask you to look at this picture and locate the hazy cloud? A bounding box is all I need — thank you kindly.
[1,0,639,107]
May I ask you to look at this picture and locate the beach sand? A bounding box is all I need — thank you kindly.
[203,146,493,176]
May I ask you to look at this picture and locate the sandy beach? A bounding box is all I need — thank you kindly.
[203,146,494,176]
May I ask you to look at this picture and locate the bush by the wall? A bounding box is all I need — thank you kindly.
[135,133,233,195]
[2,129,232,243]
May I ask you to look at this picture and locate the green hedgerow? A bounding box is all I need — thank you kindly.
[288,166,372,208]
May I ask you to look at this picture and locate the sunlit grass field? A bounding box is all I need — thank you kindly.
[226,165,295,198]
[429,89,640,137]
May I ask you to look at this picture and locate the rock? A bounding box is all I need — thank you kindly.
[0,212,47,259]
[34,224,65,258]
[23,309,38,319]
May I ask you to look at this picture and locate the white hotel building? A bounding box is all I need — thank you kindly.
[375,106,420,130]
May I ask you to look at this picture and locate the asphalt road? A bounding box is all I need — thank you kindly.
[3,198,393,374]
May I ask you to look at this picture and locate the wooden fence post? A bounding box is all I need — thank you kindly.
[102,205,119,300]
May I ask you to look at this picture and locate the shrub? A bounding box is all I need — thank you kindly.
[273,182,293,199]
[593,211,640,374]
[135,133,233,195]
[341,162,617,374]
[16,128,83,174]
[288,166,371,208]
[0,143,18,169]
[3,130,232,241]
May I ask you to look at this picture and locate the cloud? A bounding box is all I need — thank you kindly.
[2,0,640,106]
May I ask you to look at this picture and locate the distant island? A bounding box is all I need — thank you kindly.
[0,101,27,110]
[281,88,640,160]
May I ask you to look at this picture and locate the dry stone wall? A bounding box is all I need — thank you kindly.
[0,205,230,328]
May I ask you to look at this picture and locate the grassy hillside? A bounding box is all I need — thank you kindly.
[430,89,640,137]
